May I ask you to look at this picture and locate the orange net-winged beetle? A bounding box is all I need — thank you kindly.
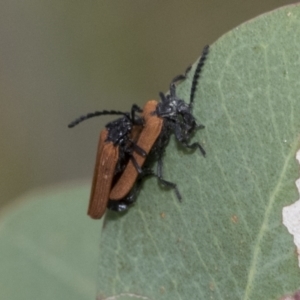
[68,106,146,219]
[108,45,209,211]
[69,45,209,217]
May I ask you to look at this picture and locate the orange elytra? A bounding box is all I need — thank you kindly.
[109,100,162,200]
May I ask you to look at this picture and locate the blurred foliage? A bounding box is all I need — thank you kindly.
[0,183,100,300]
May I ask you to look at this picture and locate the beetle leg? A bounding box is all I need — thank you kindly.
[157,155,164,179]
[174,122,206,156]
[181,141,206,157]
[131,104,143,124]
[169,64,192,98]
[174,122,184,142]
[120,162,182,205]
[131,104,142,112]
[158,178,182,201]
[159,92,168,103]
[129,140,147,157]
[130,155,143,174]
[196,123,205,130]
[155,156,182,201]
[169,82,176,98]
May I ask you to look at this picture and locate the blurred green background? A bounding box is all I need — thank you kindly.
[0,0,295,208]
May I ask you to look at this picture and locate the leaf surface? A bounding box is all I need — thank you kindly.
[98,5,300,300]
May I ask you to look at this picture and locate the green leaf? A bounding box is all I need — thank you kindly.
[0,184,101,300]
[97,5,300,300]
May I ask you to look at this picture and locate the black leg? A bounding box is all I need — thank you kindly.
[157,155,164,179]
[182,141,206,156]
[156,156,181,201]
[130,141,147,157]
[196,123,205,130]
[130,156,143,174]
[169,83,176,98]
[159,92,168,103]
[174,122,206,156]
[131,104,143,124]
[157,176,182,201]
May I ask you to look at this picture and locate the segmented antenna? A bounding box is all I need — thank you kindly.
[68,110,128,128]
[190,45,209,107]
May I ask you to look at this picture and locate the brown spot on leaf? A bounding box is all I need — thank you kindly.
[231,215,238,223]
[160,212,166,218]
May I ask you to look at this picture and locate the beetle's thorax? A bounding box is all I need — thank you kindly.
[105,115,132,146]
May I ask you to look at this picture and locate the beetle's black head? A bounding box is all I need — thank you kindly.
[155,45,209,140]
[105,114,132,146]
[156,92,197,133]
[155,97,175,117]
[156,92,187,116]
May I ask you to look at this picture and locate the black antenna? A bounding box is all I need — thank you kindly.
[68,110,128,128]
[190,45,209,107]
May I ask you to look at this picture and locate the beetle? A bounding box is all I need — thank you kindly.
[108,45,209,211]
[68,105,146,219]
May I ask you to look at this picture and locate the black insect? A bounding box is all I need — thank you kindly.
[154,44,209,156]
